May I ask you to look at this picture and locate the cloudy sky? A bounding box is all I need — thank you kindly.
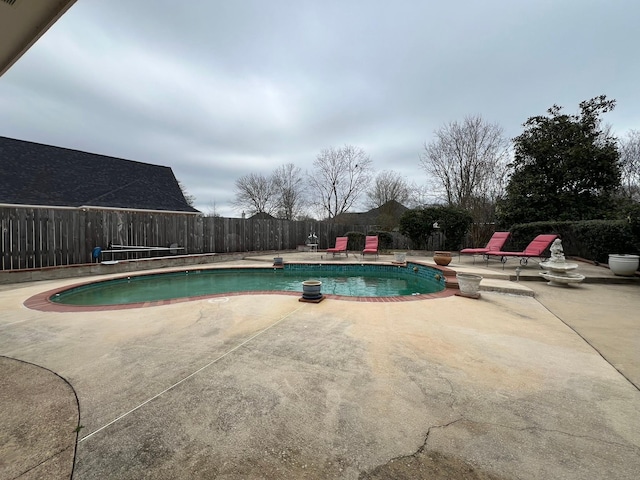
[2,0,639,217]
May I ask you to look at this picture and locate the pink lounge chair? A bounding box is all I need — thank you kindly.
[460,231,510,264]
[326,236,348,257]
[489,234,558,268]
[362,235,379,259]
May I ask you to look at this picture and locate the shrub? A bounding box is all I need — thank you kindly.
[572,220,636,263]
[508,221,571,251]
[508,219,637,263]
[344,231,366,251]
[399,209,436,249]
[400,206,473,251]
[435,206,473,251]
[368,230,393,251]
[623,202,640,252]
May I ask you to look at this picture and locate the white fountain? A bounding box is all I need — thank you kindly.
[539,238,585,286]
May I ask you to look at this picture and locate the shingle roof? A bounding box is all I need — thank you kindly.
[333,200,408,225]
[0,136,199,213]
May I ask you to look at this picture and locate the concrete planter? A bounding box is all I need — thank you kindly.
[301,280,322,300]
[608,254,639,276]
[456,273,482,298]
[393,252,406,264]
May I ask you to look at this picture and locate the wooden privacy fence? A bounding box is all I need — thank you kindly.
[1,207,203,270]
[1,207,391,270]
[201,217,383,254]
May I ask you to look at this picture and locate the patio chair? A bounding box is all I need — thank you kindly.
[362,235,379,259]
[489,234,558,269]
[459,231,510,264]
[326,236,348,257]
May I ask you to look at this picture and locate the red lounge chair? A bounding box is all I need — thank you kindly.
[460,231,510,264]
[489,234,558,268]
[326,236,348,257]
[362,235,379,259]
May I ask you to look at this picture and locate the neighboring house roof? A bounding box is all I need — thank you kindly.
[0,136,200,214]
[333,200,408,225]
[250,212,276,220]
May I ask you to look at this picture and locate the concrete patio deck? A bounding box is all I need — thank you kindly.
[1,252,639,479]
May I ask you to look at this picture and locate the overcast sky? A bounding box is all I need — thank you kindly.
[2,0,639,217]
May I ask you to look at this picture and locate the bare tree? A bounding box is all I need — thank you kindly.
[308,145,373,219]
[177,180,196,207]
[419,115,510,219]
[232,172,276,216]
[406,182,439,208]
[272,163,306,220]
[619,130,640,201]
[204,199,221,217]
[366,170,411,208]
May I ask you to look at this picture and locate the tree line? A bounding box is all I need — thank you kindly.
[225,95,640,234]
[230,146,416,220]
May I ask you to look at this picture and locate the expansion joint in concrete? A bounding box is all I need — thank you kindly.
[78,304,304,444]
[13,445,75,480]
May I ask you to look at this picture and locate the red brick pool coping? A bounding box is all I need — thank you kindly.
[23,263,459,312]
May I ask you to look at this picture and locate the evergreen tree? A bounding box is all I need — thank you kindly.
[498,95,621,227]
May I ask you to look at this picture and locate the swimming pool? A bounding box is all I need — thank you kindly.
[49,263,446,306]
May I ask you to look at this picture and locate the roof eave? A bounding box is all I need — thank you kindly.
[79,205,201,215]
[0,0,78,77]
[0,203,201,215]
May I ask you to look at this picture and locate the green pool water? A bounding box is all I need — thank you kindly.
[50,265,445,306]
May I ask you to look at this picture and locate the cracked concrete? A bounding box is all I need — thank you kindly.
[1,256,639,479]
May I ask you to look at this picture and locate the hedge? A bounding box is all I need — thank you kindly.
[508,219,639,264]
